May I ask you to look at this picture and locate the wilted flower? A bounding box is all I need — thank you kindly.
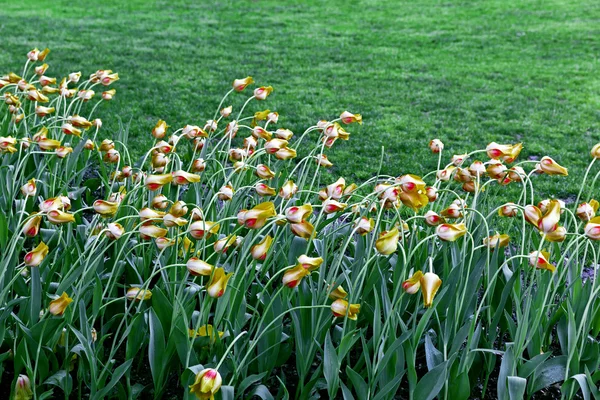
[49,292,73,316]
[421,272,442,307]
[538,156,568,176]
[375,228,400,255]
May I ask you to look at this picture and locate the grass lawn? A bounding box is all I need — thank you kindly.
[2,0,599,198]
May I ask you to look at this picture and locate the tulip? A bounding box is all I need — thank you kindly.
[328,284,348,300]
[529,250,555,272]
[485,160,507,180]
[254,86,273,100]
[38,138,61,151]
[224,120,239,138]
[424,210,444,226]
[99,139,115,152]
[219,105,232,118]
[281,264,310,288]
[100,72,119,86]
[275,147,297,160]
[15,374,33,400]
[189,220,220,240]
[152,120,168,139]
[275,128,293,140]
[319,178,346,201]
[429,139,444,153]
[77,89,94,101]
[93,200,119,217]
[102,89,116,100]
[22,214,42,237]
[251,235,273,261]
[544,226,566,242]
[401,271,424,294]
[47,210,75,224]
[20,179,36,197]
[264,138,288,154]
[192,158,206,172]
[290,220,315,239]
[49,292,73,316]
[139,224,168,240]
[218,184,234,201]
[214,235,237,253]
[354,217,374,235]
[420,272,442,307]
[486,142,523,163]
[187,257,214,276]
[126,287,152,301]
[591,143,600,159]
[103,149,119,163]
[279,180,298,199]
[24,241,49,267]
[207,267,233,298]
[146,174,173,191]
[233,76,253,92]
[498,203,519,217]
[484,234,510,249]
[106,223,124,240]
[35,105,55,118]
[538,156,568,176]
[190,324,225,341]
[436,167,455,181]
[331,299,360,320]
[163,214,188,227]
[255,183,276,197]
[139,208,166,222]
[451,154,468,166]
[577,200,599,221]
[441,203,463,219]
[239,202,277,229]
[156,237,176,250]
[585,217,600,240]
[285,204,313,223]
[189,368,222,399]
[340,111,362,125]
[322,199,347,214]
[375,228,400,255]
[298,255,323,272]
[436,223,467,241]
[538,200,561,234]
[172,170,200,185]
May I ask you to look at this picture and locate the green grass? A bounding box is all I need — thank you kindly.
[2,0,599,197]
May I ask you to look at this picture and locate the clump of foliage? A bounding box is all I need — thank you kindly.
[1,49,600,400]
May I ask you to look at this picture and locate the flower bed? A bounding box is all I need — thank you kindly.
[1,49,600,399]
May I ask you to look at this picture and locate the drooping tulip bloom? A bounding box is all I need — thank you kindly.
[255,183,276,197]
[486,142,523,163]
[339,111,362,124]
[331,299,360,320]
[24,241,49,267]
[429,139,444,153]
[420,272,442,307]
[233,76,253,92]
[282,264,310,288]
[523,205,542,227]
[577,200,599,221]
[218,184,234,201]
[21,179,36,197]
[484,234,510,249]
[47,210,75,224]
[375,228,400,255]
[585,217,600,240]
[23,214,42,237]
[498,202,519,217]
[297,255,323,271]
[319,178,346,201]
[328,284,348,300]
[189,220,220,240]
[237,202,276,229]
[189,368,222,399]
[106,223,125,240]
[529,250,555,272]
[255,164,275,180]
[251,235,273,261]
[424,210,444,226]
[316,154,333,167]
[139,224,168,240]
[285,204,313,223]
[440,203,463,219]
[190,325,225,342]
[49,292,73,316]
[152,120,168,139]
[279,180,298,200]
[254,86,273,100]
[214,235,237,253]
[436,166,455,181]
[290,220,315,239]
[544,226,566,242]
[275,147,297,160]
[163,214,188,228]
[145,174,173,191]
[93,200,119,217]
[139,208,166,222]
[436,223,467,241]
[402,271,424,294]
[186,258,214,276]
[354,217,374,235]
[56,147,73,158]
[275,128,293,140]
[538,200,561,234]
[591,144,600,159]
[538,156,568,176]
[126,287,152,301]
[155,237,176,250]
[172,170,201,185]
[207,268,233,298]
[451,154,468,166]
[264,138,288,154]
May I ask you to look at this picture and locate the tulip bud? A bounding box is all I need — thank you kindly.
[126,287,152,301]
[189,220,219,240]
[218,184,234,201]
[279,180,298,199]
[232,76,253,92]
[220,105,233,118]
[584,217,600,240]
[20,179,36,197]
[577,200,599,221]
[103,149,119,163]
[528,250,555,272]
[207,267,233,298]
[328,284,348,300]
[290,220,315,239]
[539,156,568,176]
[93,200,119,217]
[424,210,444,226]
[254,86,273,100]
[429,139,444,153]
[420,272,442,307]
[139,224,168,240]
[15,374,33,400]
[282,264,310,288]
[191,158,206,172]
[436,223,467,241]
[189,368,222,399]
[592,144,600,159]
[49,292,73,316]
[402,271,424,294]
[375,228,400,255]
[47,210,75,225]
[331,299,360,320]
[152,120,168,139]
[24,241,49,267]
[354,217,374,235]
[99,139,114,152]
[340,111,362,125]
[106,222,124,240]
[256,164,275,179]
[251,235,273,261]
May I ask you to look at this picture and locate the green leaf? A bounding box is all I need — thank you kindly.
[324,331,340,398]
[346,366,368,400]
[148,308,166,391]
[531,356,567,394]
[507,376,527,400]
[413,359,450,400]
[95,359,133,399]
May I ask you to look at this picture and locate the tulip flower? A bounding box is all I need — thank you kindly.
[49,292,73,316]
[24,241,49,267]
[238,202,277,229]
[189,220,220,240]
[35,106,55,117]
[577,200,599,221]
[486,160,507,180]
[592,143,600,159]
[106,223,124,240]
[14,374,33,400]
[538,199,561,234]
[402,271,424,294]
[47,210,75,224]
[172,170,200,185]
[190,368,222,399]
[436,223,467,241]
[319,178,346,201]
[214,235,237,253]
[139,224,168,240]
[585,217,600,240]
[451,154,468,166]
[275,147,297,160]
[27,89,49,103]
[99,139,115,152]
[93,200,119,217]
[420,272,442,307]
[152,120,168,139]
[441,203,463,219]
[207,267,233,298]
[290,220,315,239]
[523,205,542,227]
[251,235,273,261]
[23,214,42,237]
[486,142,523,163]
[354,217,374,235]
[340,111,362,125]
[218,184,234,201]
[56,147,73,158]
[322,199,347,214]
[429,139,444,153]
[543,226,566,242]
[529,250,555,272]
[298,255,323,272]
[254,86,273,100]
[186,257,214,276]
[192,158,206,172]
[264,138,288,154]
[436,166,455,181]
[279,180,298,200]
[375,228,400,255]
[498,202,518,217]
[20,179,36,197]
[424,210,444,226]
[328,285,348,300]
[233,76,253,92]
[538,156,568,176]
[484,234,510,249]
[156,237,176,250]
[163,214,188,227]
[285,204,312,223]
[145,174,173,191]
[275,128,293,140]
[126,287,152,301]
[255,182,276,197]
[331,299,360,320]
[139,208,166,222]
[255,164,276,179]
[282,264,310,288]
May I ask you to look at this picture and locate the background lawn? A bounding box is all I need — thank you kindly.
[2,0,599,198]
